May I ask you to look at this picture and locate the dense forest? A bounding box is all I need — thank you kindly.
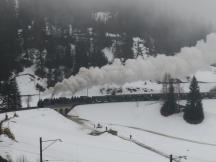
[0,0,213,101]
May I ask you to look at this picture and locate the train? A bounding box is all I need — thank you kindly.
[38,92,216,108]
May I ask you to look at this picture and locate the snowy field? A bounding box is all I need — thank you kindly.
[0,108,168,162]
[69,100,216,162]
[1,100,216,162]
[5,65,216,161]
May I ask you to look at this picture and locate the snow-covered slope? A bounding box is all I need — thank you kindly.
[16,65,47,107]
[0,109,167,162]
[69,100,216,162]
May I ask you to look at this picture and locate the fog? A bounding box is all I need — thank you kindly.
[63,0,216,27]
[38,0,216,27]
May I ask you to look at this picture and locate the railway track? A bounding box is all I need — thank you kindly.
[1,92,216,114]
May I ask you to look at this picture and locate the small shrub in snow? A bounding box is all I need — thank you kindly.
[13,112,18,118]
[3,127,15,141]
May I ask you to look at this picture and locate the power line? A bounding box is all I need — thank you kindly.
[3,139,216,162]
[15,136,150,156]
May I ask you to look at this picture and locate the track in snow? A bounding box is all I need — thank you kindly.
[69,115,216,146]
[109,123,216,147]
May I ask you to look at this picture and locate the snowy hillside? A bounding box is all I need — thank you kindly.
[1,99,216,162]
[16,65,47,108]
[69,100,216,162]
[0,109,167,162]
[2,65,216,162]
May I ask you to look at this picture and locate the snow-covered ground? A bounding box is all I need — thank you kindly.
[16,65,47,107]
[2,65,216,162]
[1,100,216,162]
[69,100,216,162]
[0,109,167,162]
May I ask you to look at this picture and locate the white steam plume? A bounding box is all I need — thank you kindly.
[48,33,216,96]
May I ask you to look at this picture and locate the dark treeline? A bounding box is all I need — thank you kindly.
[0,0,21,110]
[37,91,216,108]
[0,0,213,83]
[37,94,162,107]
[17,0,213,53]
[0,0,213,110]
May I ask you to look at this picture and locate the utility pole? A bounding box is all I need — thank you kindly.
[40,137,42,162]
[177,81,180,112]
[27,95,30,108]
[39,90,41,101]
[39,137,62,162]
[170,154,173,162]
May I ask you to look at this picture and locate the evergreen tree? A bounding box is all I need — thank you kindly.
[63,43,74,69]
[113,40,124,60]
[121,33,134,60]
[0,0,20,81]
[160,80,177,116]
[184,76,204,124]
[74,40,89,74]
[91,50,108,67]
[0,79,21,110]
[8,79,21,109]
[47,68,55,88]
[33,18,47,78]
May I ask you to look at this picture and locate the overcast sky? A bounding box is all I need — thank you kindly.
[157,0,216,23]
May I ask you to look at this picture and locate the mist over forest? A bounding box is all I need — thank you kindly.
[0,0,215,93]
[19,0,215,54]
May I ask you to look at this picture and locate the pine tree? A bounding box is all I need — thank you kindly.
[0,0,20,81]
[0,78,21,110]
[121,34,133,60]
[74,40,89,74]
[160,80,177,116]
[184,76,204,124]
[64,43,74,69]
[7,79,21,109]
[33,18,47,78]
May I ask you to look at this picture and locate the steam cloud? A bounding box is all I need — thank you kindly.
[48,33,216,96]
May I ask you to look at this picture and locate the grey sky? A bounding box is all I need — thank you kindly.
[156,0,216,24]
